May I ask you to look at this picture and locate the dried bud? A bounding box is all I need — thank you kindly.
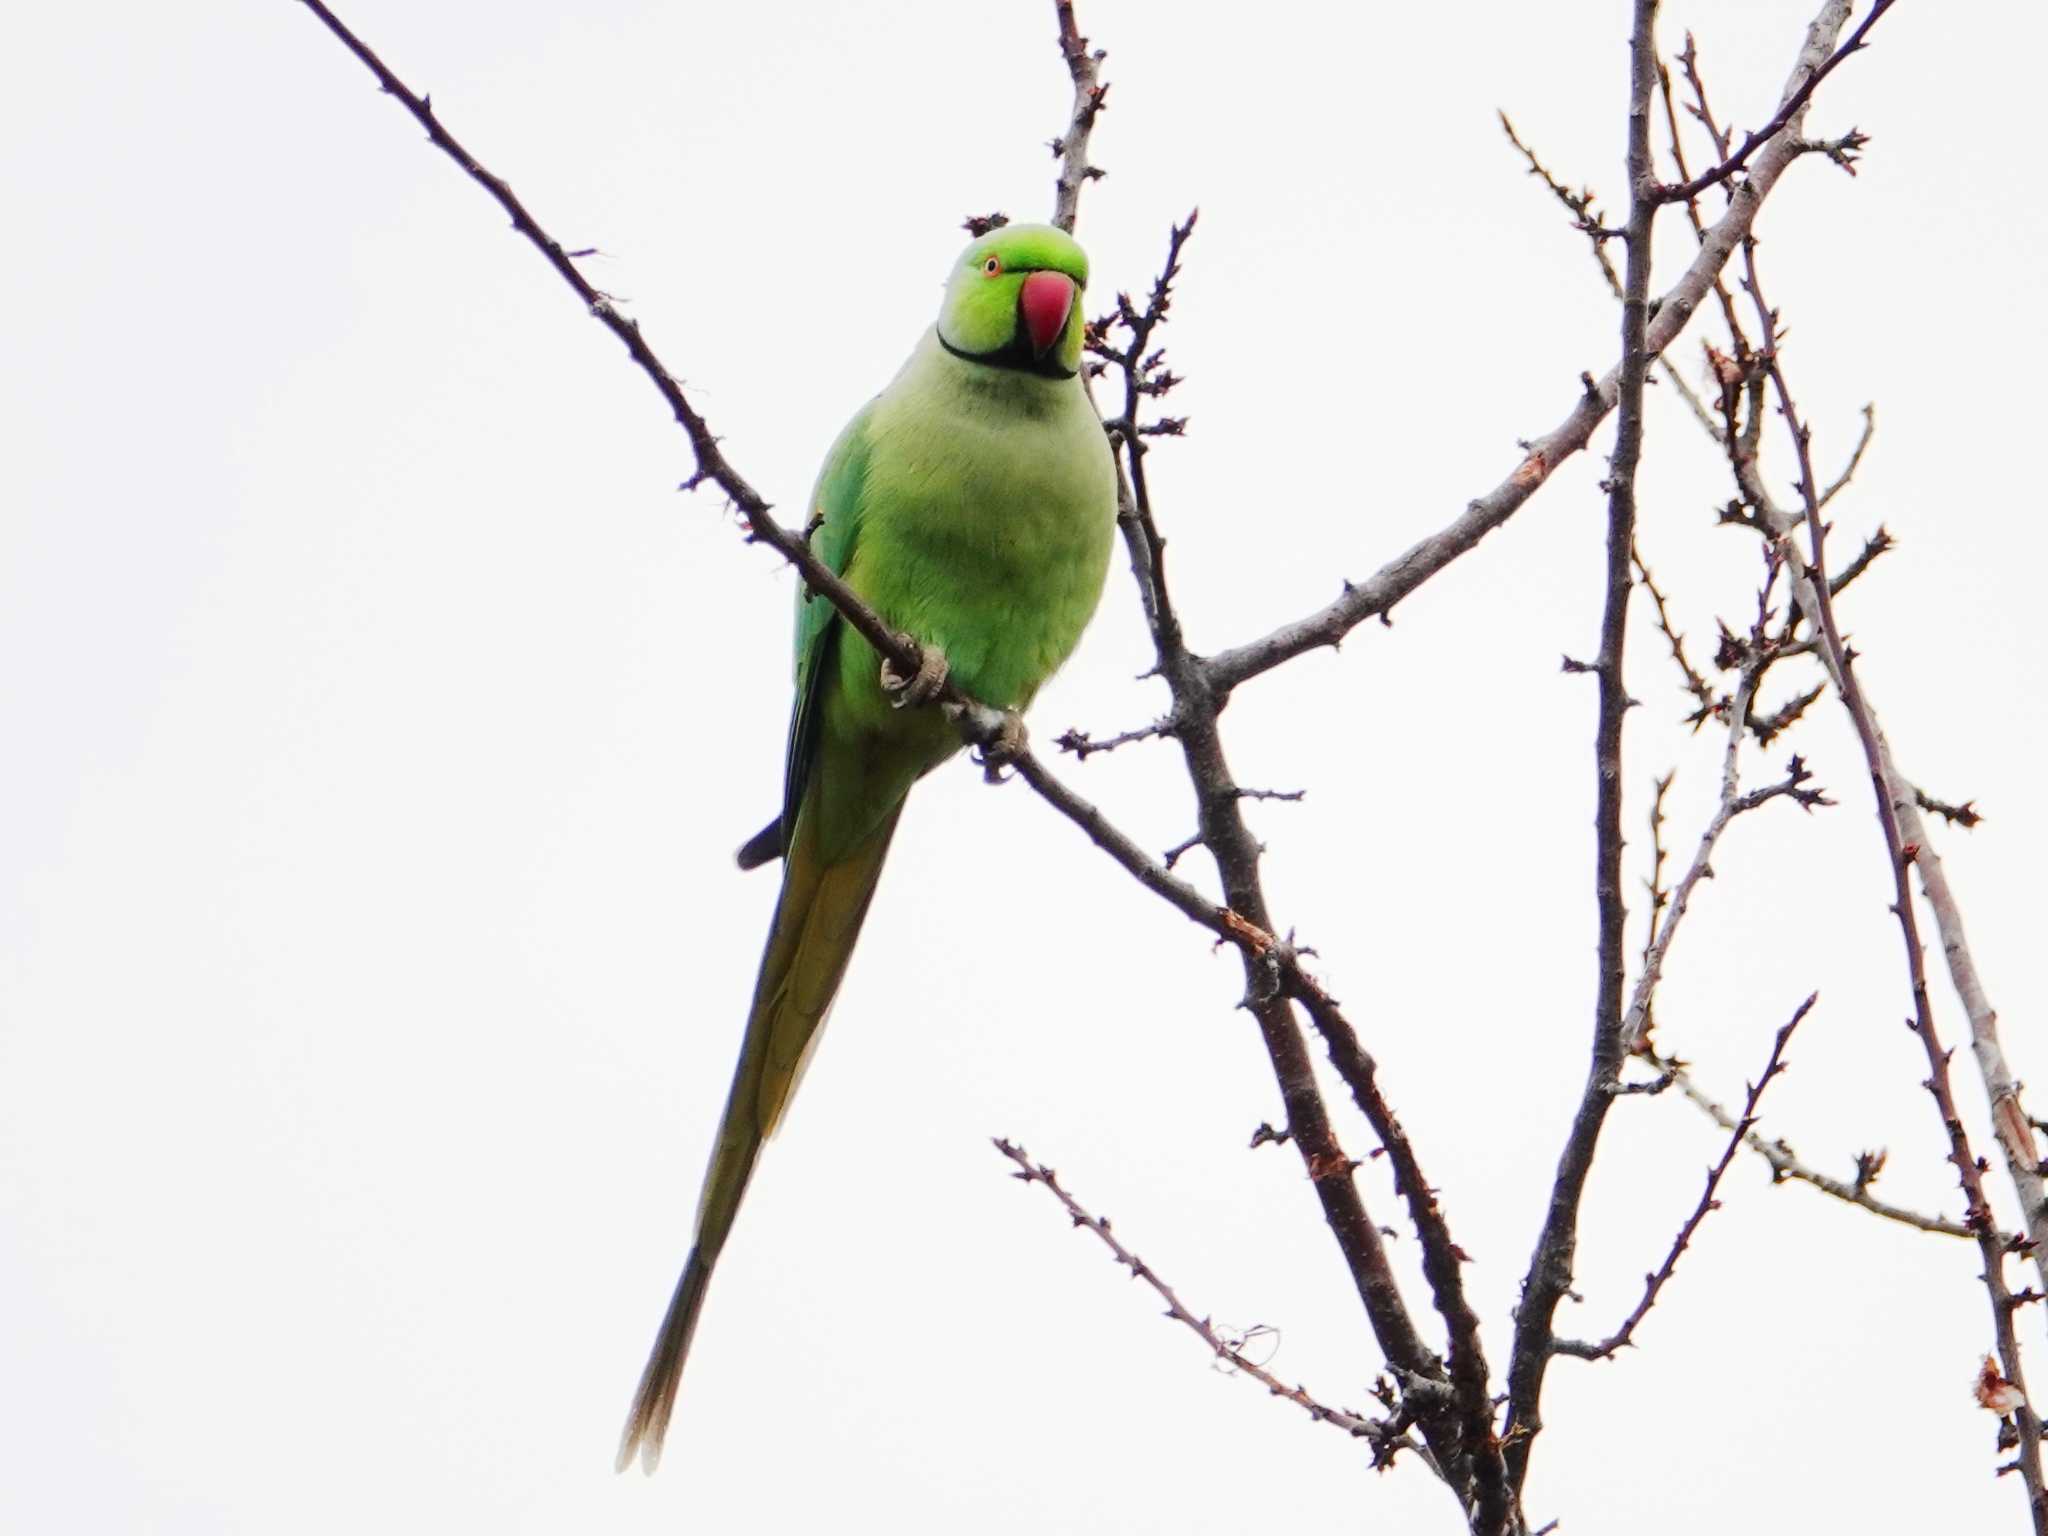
[1977,1355,2028,1416]
[1305,1149,1359,1183]
[1704,341,1744,390]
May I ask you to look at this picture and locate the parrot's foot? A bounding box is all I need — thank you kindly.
[881,640,949,709]
[975,710,1029,783]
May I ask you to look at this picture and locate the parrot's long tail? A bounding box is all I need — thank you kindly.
[616,802,905,1474]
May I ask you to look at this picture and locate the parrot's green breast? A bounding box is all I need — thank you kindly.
[852,334,1116,709]
[805,327,1117,861]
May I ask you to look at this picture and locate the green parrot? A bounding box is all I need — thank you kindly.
[617,222,1117,1473]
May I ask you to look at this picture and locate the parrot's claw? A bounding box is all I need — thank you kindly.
[975,710,1029,783]
[881,641,949,709]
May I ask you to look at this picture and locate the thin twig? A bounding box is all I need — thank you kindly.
[1749,681,1826,748]
[1653,0,1894,204]
[1101,212,1199,667]
[1498,111,1621,294]
[1621,661,1832,1052]
[1556,995,1814,1360]
[1657,49,1744,344]
[991,1139,1427,1466]
[1049,2,1109,234]
[1500,111,1716,434]
[1641,771,1675,994]
[1914,787,1982,830]
[1650,1048,1997,1242]
[1827,522,1893,595]
[1634,547,1716,726]
[1055,717,1175,760]
[1818,404,1877,509]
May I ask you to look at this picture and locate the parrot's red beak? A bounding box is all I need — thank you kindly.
[1019,270,1074,358]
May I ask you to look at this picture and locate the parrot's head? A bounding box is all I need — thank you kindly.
[936,223,1090,381]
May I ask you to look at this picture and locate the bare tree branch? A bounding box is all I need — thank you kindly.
[1748,264,2047,1520]
[1497,110,1621,293]
[1502,0,1665,1490]
[1715,270,2048,1315]
[1656,47,1744,345]
[289,0,977,739]
[1082,206,1501,1522]
[1500,111,1717,434]
[1205,0,1865,696]
[990,1139,1432,1470]
[1914,786,1983,830]
[1049,1,1109,234]
[1650,1048,2000,1243]
[1054,717,1174,760]
[1652,0,1894,204]
[1634,546,1716,726]
[1282,977,1504,1521]
[1640,771,1675,1012]
[1819,404,1878,509]
[1622,657,1832,1053]
[1556,995,1813,1360]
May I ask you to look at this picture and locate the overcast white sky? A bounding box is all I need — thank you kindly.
[4,2,2044,1531]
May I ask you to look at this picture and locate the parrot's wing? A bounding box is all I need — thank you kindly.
[774,406,873,854]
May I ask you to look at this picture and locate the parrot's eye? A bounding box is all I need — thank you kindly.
[981,255,1003,277]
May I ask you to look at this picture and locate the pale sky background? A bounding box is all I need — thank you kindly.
[4,2,2044,1532]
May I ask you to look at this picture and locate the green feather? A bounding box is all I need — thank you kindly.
[619,224,1115,1473]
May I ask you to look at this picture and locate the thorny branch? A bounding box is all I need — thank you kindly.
[1706,221,2048,1315]
[1545,0,2037,1351]
[1054,718,1173,760]
[1915,786,1983,830]
[1820,405,1878,510]
[1497,110,1620,288]
[1633,548,1714,726]
[1053,21,1526,1515]
[1084,203,1505,1521]
[1048,1,1108,234]
[1499,112,1717,435]
[288,0,950,742]
[1648,1046,2004,1244]
[1755,327,2047,1523]
[1205,0,1862,696]
[1654,44,2047,1510]
[1640,771,1675,1006]
[991,1139,1429,1467]
[1555,996,1813,1360]
[1092,210,1199,663]
[1652,0,1892,204]
[1282,977,1500,1502]
[1621,643,1833,1053]
[1502,0,1665,1491]
[1657,47,1744,346]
